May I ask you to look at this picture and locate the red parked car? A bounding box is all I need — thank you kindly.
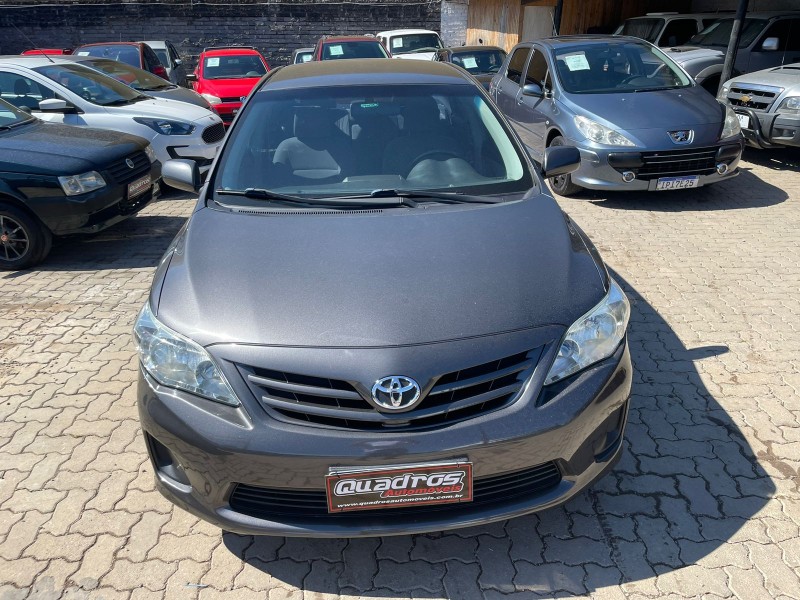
[21,48,72,56]
[72,42,168,80]
[189,46,270,126]
[312,35,390,61]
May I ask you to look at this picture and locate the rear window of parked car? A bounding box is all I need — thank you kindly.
[322,42,388,60]
[75,45,141,67]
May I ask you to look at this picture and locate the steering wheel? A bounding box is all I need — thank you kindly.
[80,89,94,101]
[619,74,641,85]
[408,150,462,170]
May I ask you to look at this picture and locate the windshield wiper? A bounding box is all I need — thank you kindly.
[330,189,505,205]
[138,84,173,91]
[633,86,683,93]
[216,188,413,208]
[102,95,149,106]
[0,117,36,130]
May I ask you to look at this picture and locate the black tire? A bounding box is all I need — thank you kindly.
[0,202,52,270]
[547,135,582,197]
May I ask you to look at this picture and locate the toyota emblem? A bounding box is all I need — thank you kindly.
[668,129,693,144]
[125,158,135,169]
[371,376,421,411]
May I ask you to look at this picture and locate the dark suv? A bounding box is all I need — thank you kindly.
[135,59,631,537]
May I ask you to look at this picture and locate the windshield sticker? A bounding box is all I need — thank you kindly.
[76,51,90,56]
[206,57,220,67]
[392,37,403,49]
[462,56,478,69]
[563,53,590,71]
[329,45,344,56]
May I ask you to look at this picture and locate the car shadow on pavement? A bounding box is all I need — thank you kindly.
[740,147,800,172]
[220,273,776,597]
[561,166,787,211]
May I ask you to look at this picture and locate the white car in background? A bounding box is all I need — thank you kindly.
[0,56,224,172]
[139,40,189,87]
[376,29,443,61]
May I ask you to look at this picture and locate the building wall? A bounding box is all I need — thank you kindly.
[0,0,442,68]
[441,0,470,47]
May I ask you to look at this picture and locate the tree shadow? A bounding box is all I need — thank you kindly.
[560,166,787,212]
[220,273,775,597]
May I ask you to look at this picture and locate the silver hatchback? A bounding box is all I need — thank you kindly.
[490,36,744,196]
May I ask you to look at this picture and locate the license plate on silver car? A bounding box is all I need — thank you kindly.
[655,175,699,191]
[737,113,750,129]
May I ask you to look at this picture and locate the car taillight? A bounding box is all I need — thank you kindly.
[153,65,168,80]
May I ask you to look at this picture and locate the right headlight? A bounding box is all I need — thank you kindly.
[574,115,635,146]
[720,104,741,139]
[133,302,239,406]
[544,278,630,385]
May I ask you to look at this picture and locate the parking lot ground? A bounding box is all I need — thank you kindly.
[1,148,799,599]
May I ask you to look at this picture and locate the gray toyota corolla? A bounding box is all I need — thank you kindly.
[134,59,632,537]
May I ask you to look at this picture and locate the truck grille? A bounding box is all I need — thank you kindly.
[106,151,150,184]
[228,462,562,518]
[727,84,782,111]
[238,347,543,431]
[638,147,718,179]
[202,122,226,143]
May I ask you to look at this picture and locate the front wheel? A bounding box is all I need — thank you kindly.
[0,203,52,270]
[547,136,583,197]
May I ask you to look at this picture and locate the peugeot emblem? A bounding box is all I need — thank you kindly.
[125,158,135,169]
[668,130,693,144]
[371,376,421,411]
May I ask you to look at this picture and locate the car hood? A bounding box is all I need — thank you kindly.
[0,121,145,175]
[196,78,261,99]
[562,85,724,130]
[727,65,800,89]
[106,97,219,124]
[665,45,725,64]
[156,197,607,348]
[144,86,212,109]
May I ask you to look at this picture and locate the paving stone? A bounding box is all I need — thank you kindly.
[337,537,380,592]
[372,559,446,593]
[411,533,477,563]
[513,561,586,595]
[476,535,515,592]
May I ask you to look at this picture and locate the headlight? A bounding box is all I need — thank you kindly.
[58,171,106,196]
[133,302,239,406]
[574,115,635,146]
[143,144,157,163]
[544,278,630,385]
[717,82,731,102]
[133,117,195,135]
[720,104,741,139]
[778,96,800,113]
[201,93,222,105]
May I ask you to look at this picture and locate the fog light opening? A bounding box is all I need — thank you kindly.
[621,171,636,183]
[147,433,191,487]
[716,163,729,175]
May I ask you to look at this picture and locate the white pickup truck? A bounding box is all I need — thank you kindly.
[376,29,444,61]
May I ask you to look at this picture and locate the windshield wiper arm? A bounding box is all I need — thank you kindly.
[345,189,504,205]
[216,188,411,207]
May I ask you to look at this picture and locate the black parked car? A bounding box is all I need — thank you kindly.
[0,99,160,269]
[434,45,507,90]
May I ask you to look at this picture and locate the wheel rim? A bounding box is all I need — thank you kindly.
[0,215,30,262]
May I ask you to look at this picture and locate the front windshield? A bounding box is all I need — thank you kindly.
[451,49,507,74]
[203,55,267,79]
[389,34,443,55]
[554,42,691,94]
[322,41,389,60]
[0,99,34,127]
[34,63,143,106]
[688,18,767,47]
[84,58,171,91]
[618,18,664,44]
[75,44,141,67]
[214,83,531,200]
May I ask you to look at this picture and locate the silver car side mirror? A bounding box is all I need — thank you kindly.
[761,37,779,51]
[162,159,200,193]
[543,146,581,178]
[38,98,70,112]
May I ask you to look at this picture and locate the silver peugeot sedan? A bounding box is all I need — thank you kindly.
[490,36,744,196]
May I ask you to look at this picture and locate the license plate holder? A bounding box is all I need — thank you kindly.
[736,113,750,129]
[326,460,473,513]
[127,174,152,199]
[655,175,699,191]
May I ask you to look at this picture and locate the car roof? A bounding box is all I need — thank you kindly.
[706,10,800,18]
[532,35,655,49]
[0,55,86,67]
[321,36,382,43]
[139,41,168,48]
[376,29,439,37]
[264,58,471,90]
[75,42,143,48]
[293,48,314,53]
[447,45,505,53]
[201,47,263,57]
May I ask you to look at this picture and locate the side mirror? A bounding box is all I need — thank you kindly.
[186,73,198,82]
[38,98,74,113]
[18,106,32,114]
[543,145,581,178]
[761,37,779,51]
[522,82,544,97]
[161,159,200,193]
[174,59,183,67]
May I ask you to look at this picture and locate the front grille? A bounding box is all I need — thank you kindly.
[220,96,242,103]
[202,122,226,143]
[106,151,151,184]
[239,347,542,431]
[637,147,718,179]
[727,85,781,111]
[229,462,562,518]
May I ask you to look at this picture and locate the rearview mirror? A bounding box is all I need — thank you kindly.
[543,145,581,178]
[186,73,198,82]
[522,82,544,97]
[38,98,76,113]
[761,37,779,51]
[162,159,200,193]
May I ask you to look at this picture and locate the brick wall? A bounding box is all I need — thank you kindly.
[0,0,443,68]
[440,0,469,47]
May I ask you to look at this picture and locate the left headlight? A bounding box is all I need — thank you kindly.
[720,104,741,139]
[778,96,800,113]
[58,171,106,196]
[133,302,239,406]
[143,144,157,163]
[133,117,195,136]
[544,278,630,385]
[574,115,635,146]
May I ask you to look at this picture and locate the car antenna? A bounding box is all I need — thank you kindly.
[12,24,55,63]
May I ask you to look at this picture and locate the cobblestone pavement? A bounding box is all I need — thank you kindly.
[1,148,799,599]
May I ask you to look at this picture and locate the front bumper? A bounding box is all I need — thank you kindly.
[568,141,742,191]
[137,337,632,537]
[734,107,800,150]
[212,102,242,127]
